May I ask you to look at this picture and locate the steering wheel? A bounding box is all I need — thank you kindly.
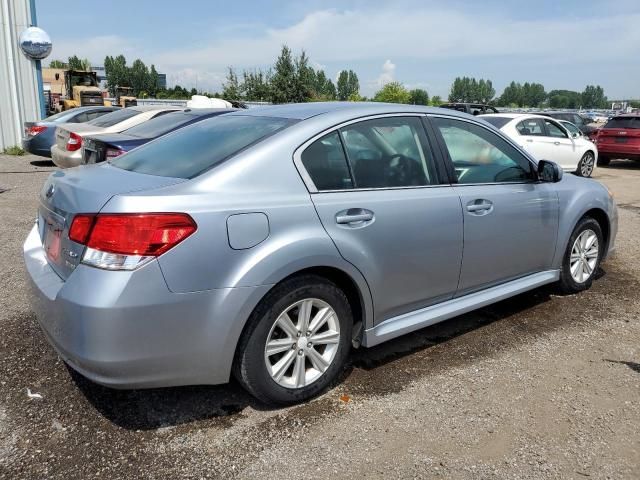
[386,154,421,186]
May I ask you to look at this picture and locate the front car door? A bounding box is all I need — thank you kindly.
[430,115,559,295]
[540,118,577,169]
[514,117,548,159]
[296,115,464,323]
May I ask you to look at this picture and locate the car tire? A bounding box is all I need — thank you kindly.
[576,151,595,177]
[234,275,352,405]
[558,217,603,294]
[597,155,611,167]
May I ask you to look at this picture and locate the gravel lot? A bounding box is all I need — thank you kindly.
[1,154,638,479]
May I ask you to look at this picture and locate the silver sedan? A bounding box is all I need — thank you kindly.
[24,103,617,404]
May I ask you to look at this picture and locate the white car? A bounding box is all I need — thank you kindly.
[51,106,180,168]
[481,113,598,177]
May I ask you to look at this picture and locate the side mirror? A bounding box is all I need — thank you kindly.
[538,160,563,182]
[571,132,580,139]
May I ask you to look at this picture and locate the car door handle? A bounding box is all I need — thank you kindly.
[336,209,374,225]
[554,141,560,145]
[466,200,494,215]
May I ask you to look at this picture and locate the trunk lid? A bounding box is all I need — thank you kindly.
[38,164,185,280]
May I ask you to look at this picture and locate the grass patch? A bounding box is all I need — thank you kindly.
[3,146,26,156]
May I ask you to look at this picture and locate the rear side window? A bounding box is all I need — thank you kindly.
[604,117,638,129]
[301,132,353,191]
[340,117,435,188]
[88,108,139,127]
[516,118,545,136]
[112,115,292,178]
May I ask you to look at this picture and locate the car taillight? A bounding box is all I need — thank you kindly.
[105,147,126,159]
[69,213,197,270]
[66,132,83,151]
[27,125,47,136]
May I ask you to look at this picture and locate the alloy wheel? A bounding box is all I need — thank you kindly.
[570,229,599,283]
[264,298,340,389]
[580,153,595,177]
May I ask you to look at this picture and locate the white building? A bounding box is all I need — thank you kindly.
[0,0,44,150]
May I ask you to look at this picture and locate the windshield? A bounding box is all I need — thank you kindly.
[604,117,639,129]
[122,112,195,138]
[87,108,139,128]
[481,116,511,129]
[111,115,294,178]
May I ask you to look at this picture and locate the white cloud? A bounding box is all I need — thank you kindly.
[45,7,640,95]
[376,59,396,87]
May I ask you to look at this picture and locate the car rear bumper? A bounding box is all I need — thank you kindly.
[22,137,52,158]
[597,143,640,159]
[23,224,271,389]
[51,144,82,168]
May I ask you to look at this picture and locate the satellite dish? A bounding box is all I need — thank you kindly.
[19,27,52,60]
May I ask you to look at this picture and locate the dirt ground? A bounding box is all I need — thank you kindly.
[0,155,638,479]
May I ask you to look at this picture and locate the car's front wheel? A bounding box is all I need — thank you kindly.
[576,151,595,177]
[558,217,603,294]
[234,275,352,405]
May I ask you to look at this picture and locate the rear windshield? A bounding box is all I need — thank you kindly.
[481,116,511,129]
[111,115,293,178]
[43,110,75,122]
[87,108,139,127]
[604,117,639,129]
[122,112,194,138]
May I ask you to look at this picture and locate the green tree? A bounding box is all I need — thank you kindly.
[68,55,90,71]
[548,89,581,109]
[373,81,411,104]
[270,45,297,103]
[311,70,336,100]
[130,59,150,96]
[222,67,242,100]
[336,70,359,101]
[293,50,315,103]
[104,55,130,96]
[408,88,429,105]
[582,85,608,108]
[347,70,359,99]
[498,81,524,107]
[449,77,494,103]
[477,79,496,104]
[148,65,159,97]
[243,69,271,101]
[430,95,442,106]
[48,59,66,68]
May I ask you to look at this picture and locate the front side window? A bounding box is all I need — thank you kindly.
[516,118,545,136]
[562,121,581,136]
[544,119,568,138]
[432,117,533,184]
[300,132,353,191]
[340,117,435,188]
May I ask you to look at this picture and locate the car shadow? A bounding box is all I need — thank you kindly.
[603,159,640,170]
[604,359,640,374]
[30,159,55,167]
[71,269,603,431]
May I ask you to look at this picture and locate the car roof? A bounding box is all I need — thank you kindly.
[181,108,237,117]
[480,113,551,120]
[128,105,181,112]
[226,102,469,121]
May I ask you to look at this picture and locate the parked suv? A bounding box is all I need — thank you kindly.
[440,103,499,115]
[538,112,598,139]
[595,114,640,165]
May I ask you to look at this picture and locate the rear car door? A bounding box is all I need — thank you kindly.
[514,118,548,159]
[297,115,463,323]
[430,115,558,295]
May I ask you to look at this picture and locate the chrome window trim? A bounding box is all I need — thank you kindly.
[293,113,438,194]
[428,113,540,186]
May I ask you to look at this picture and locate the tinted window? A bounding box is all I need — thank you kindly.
[85,111,109,121]
[87,108,140,127]
[341,117,435,188]
[112,115,292,178]
[301,132,353,191]
[72,112,89,123]
[561,121,581,136]
[516,118,545,136]
[44,110,75,122]
[123,112,194,138]
[433,117,533,184]
[544,119,568,138]
[604,117,639,129]
[481,116,511,129]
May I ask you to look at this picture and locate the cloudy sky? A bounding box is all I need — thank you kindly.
[36,0,640,99]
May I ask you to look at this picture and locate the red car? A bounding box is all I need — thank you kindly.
[595,114,640,165]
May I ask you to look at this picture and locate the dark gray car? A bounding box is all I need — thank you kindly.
[22,106,120,158]
[24,103,617,405]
